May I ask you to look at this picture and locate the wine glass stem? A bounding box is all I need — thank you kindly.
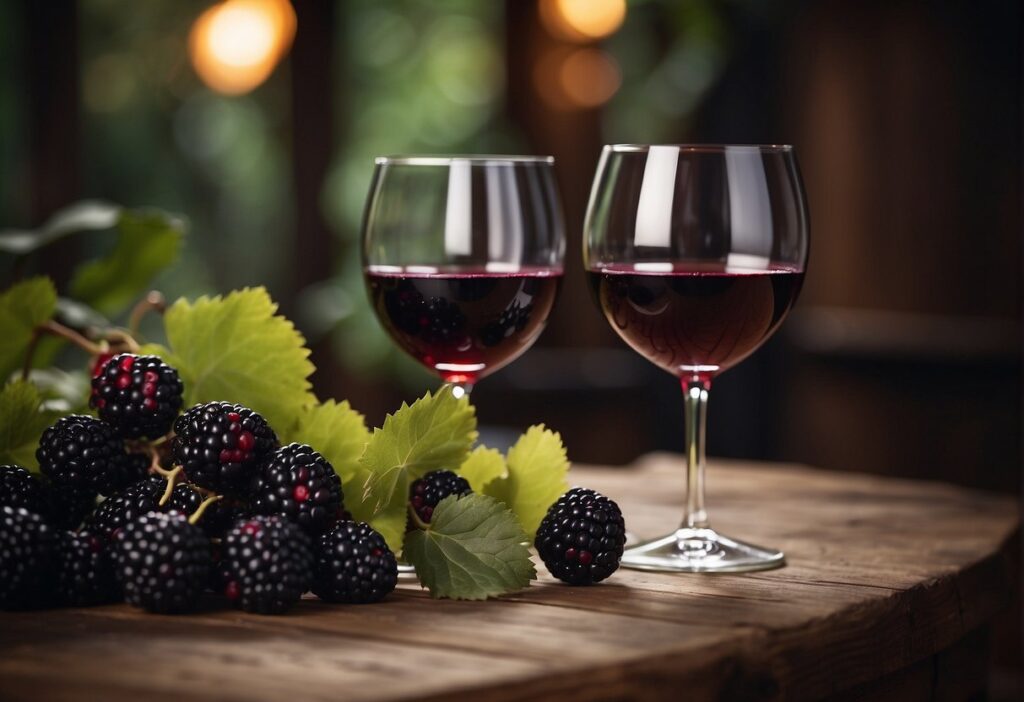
[681,376,711,529]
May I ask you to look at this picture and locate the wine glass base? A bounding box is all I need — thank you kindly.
[620,527,785,573]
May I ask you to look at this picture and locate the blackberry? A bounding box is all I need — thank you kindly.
[171,402,278,496]
[48,480,99,530]
[252,443,343,535]
[37,414,133,496]
[90,354,184,440]
[0,505,56,609]
[218,515,313,614]
[408,470,471,525]
[53,530,120,607]
[535,488,626,585]
[312,521,397,604]
[84,476,166,542]
[165,483,238,537]
[0,464,50,515]
[114,511,210,614]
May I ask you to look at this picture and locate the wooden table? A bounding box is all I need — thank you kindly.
[0,456,1018,701]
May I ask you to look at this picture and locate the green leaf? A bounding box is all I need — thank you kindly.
[485,425,570,542]
[159,288,315,433]
[0,277,57,380]
[288,400,370,486]
[457,446,506,493]
[0,200,120,255]
[404,493,536,600]
[353,385,476,555]
[69,208,185,315]
[0,381,60,471]
[360,385,477,514]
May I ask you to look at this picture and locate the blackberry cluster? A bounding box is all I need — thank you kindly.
[0,505,55,609]
[0,464,50,515]
[408,470,471,525]
[114,511,210,614]
[37,414,132,496]
[535,488,626,585]
[84,476,166,543]
[252,443,343,535]
[53,530,119,607]
[90,354,184,439]
[172,402,278,496]
[218,516,312,614]
[313,521,397,604]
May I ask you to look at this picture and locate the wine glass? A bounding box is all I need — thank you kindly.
[584,145,809,572]
[361,155,565,398]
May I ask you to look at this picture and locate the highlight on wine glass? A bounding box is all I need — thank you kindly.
[361,156,566,398]
[585,144,809,572]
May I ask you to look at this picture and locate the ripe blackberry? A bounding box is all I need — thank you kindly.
[252,443,343,535]
[0,464,50,515]
[37,414,133,496]
[312,521,397,604]
[84,476,166,542]
[48,480,99,530]
[535,488,626,585]
[114,511,210,614]
[408,470,471,525]
[171,402,278,496]
[90,354,184,439]
[53,530,120,607]
[0,505,56,609]
[218,515,313,614]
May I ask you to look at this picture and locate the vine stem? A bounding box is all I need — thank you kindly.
[158,466,183,506]
[407,504,430,531]
[188,494,223,525]
[129,291,166,337]
[21,320,105,380]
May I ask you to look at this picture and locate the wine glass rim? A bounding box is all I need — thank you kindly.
[375,155,555,166]
[607,144,794,153]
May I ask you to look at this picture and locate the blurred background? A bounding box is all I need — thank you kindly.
[0,0,1020,694]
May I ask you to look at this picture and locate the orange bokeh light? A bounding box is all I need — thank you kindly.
[536,47,621,110]
[189,0,296,95]
[539,0,627,43]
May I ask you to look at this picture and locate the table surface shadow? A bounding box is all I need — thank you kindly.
[0,455,1018,702]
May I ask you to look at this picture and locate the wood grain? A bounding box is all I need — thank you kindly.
[0,456,1017,702]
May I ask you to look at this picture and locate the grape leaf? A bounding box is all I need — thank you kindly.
[360,385,477,514]
[0,381,60,472]
[69,208,185,316]
[457,446,506,493]
[485,425,569,541]
[404,493,536,600]
[0,277,57,380]
[159,288,315,433]
[354,386,477,554]
[288,399,370,486]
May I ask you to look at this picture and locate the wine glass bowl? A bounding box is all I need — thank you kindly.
[585,145,809,572]
[362,156,565,395]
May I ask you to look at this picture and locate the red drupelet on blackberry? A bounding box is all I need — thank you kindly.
[37,414,134,496]
[54,530,120,607]
[251,443,344,535]
[218,515,313,614]
[114,511,210,614]
[0,505,56,610]
[84,476,166,543]
[312,521,397,604]
[90,354,184,440]
[171,402,278,496]
[408,470,471,525]
[535,488,626,585]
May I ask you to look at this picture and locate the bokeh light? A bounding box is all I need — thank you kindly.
[540,0,627,43]
[536,47,621,110]
[189,0,296,95]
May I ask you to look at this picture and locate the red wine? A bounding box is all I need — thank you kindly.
[588,263,804,379]
[366,267,562,384]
